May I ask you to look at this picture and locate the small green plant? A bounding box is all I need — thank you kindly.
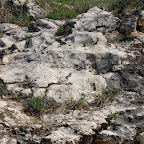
[27,97,45,114]
[106,37,115,43]
[107,112,120,121]
[121,32,135,41]
[62,95,89,110]
[136,133,143,144]
[0,80,10,96]
[55,26,72,36]
[24,0,29,5]
[0,112,5,119]
[96,88,119,107]
[20,35,32,41]
[0,86,9,96]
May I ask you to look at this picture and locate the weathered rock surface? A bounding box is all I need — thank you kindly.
[0,6,144,144]
[119,7,144,33]
[0,7,128,102]
[67,6,120,33]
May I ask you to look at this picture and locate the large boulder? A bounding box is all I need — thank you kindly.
[119,7,144,33]
[67,6,120,33]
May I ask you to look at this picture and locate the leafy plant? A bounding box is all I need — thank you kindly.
[0,86,9,96]
[107,112,120,121]
[27,97,45,114]
[136,133,143,144]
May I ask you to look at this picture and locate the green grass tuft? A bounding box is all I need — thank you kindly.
[121,32,135,41]
[0,112,5,119]
[55,25,72,36]
[27,97,45,114]
[96,88,119,107]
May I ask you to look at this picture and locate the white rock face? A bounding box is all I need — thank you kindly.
[0,6,144,144]
[0,7,128,102]
[64,31,107,46]
[68,6,120,33]
[41,127,81,144]
[0,23,20,32]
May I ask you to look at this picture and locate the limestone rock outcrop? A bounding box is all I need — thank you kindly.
[0,6,144,144]
[67,6,120,33]
[119,7,144,33]
[0,13,127,102]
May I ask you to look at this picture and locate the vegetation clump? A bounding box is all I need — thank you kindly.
[107,112,120,121]
[24,95,89,116]
[95,88,119,107]
[0,112,5,120]
[26,97,45,114]
[121,32,135,41]
[0,1,31,26]
[0,80,10,96]
[46,5,78,20]
[62,95,89,110]
[106,36,115,43]
[55,25,72,36]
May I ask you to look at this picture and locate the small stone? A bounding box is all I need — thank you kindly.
[9,139,17,144]
[28,22,40,32]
